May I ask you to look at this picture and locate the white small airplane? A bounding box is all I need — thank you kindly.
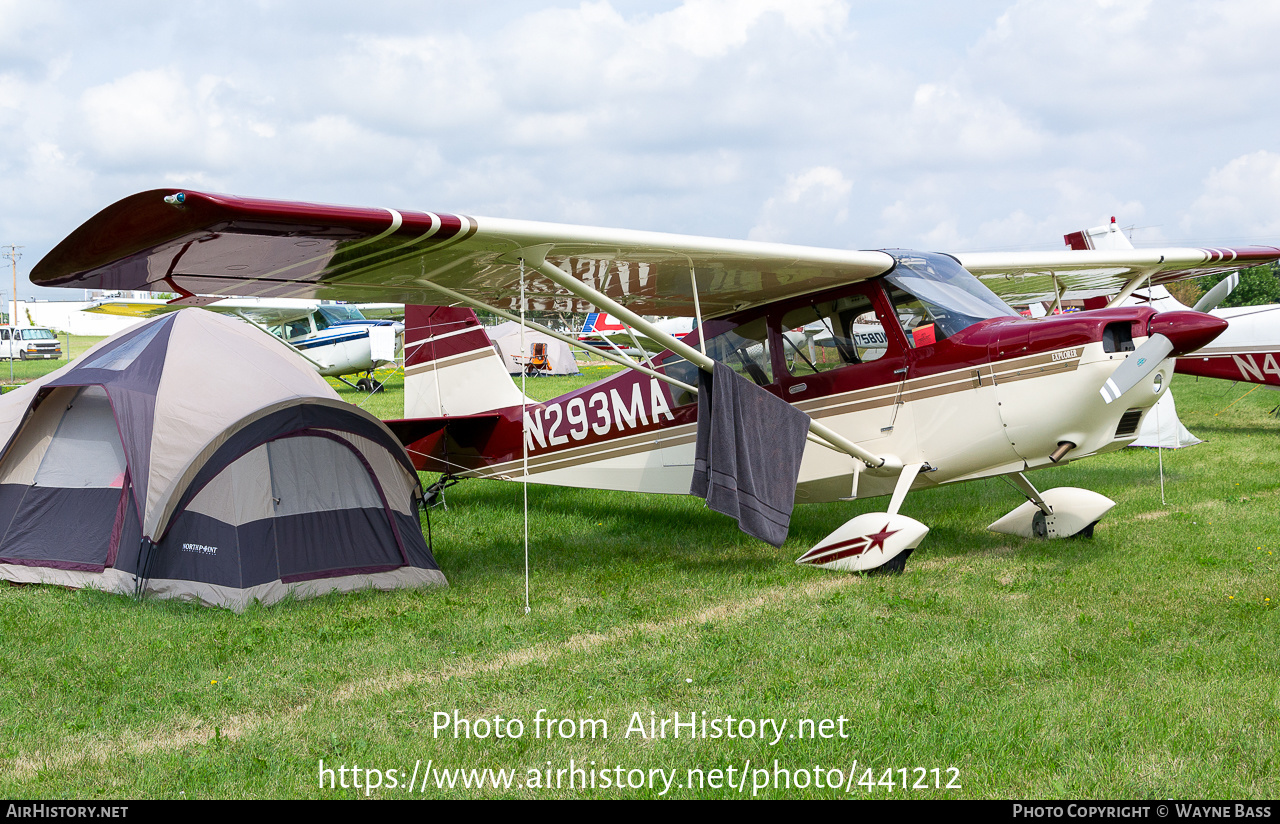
[86,296,405,390]
[1065,217,1280,389]
[32,189,1280,574]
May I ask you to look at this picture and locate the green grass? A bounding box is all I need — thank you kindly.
[0,372,1276,799]
[0,335,102,389]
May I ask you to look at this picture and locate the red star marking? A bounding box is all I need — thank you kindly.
[864,524,900,553]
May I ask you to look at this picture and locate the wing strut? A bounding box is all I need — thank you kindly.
[230,309,333,372]
[1105,266,1158,309]
[416,277,849,458]
[528,256,894,471]
[414,278,697,394]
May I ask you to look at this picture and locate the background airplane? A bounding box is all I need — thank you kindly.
[577,311,695,360]
[87,296,405,390]
[1064,217,1280,389]
[31,189,1279,573]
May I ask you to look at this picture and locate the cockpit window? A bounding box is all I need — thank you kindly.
[884,252,1019,346]
[781,292,890,377]
[317,304,365,325]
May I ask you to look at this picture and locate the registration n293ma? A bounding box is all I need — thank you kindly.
[524,378,675,451]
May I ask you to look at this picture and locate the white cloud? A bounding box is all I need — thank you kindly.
[80,69,227,169]
[1181,151,1280,240]
[6,0,1280,297]
[749,166,853,243]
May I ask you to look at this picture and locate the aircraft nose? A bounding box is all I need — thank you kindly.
[1148,310,1228,356]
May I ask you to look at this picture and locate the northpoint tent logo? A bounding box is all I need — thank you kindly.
[182,543,218,556]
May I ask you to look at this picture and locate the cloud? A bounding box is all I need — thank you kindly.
[1181,151,1280,240]
[749,166,853,244]
[6,0,1280,299]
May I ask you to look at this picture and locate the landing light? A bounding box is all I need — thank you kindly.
[1152,373,1163,394]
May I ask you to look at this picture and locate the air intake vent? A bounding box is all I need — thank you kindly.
[1115,409,1143,438]
[1103,322,1136,353]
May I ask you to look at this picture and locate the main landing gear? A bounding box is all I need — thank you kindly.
[987,472,1114,539]
[796,462,931,575]
[796,468,1115,575]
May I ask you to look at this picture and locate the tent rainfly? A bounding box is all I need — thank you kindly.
[0,309,445,610]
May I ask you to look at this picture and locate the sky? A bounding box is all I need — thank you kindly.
[4,0,1280,299]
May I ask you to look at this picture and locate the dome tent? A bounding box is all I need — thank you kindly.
[0,309,445,610]
[486,321,580,376]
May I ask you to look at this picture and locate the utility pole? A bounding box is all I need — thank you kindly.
[2,245,21,386]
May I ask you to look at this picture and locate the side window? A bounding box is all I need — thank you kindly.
[706,317,772,387]
[658,316,775,407]
[284,319,311,340]
[0,329,8,341]
[313,310,331,332]
[781,293,891,378]
[887,286,938,348]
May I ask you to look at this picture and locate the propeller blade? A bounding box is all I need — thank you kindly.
[1099,333,1174,404]
[1193,274,1238,313]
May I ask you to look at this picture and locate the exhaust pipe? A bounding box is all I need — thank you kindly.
[1049,441,1076,463]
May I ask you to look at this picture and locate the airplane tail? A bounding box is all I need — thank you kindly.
[1064,216,1135,251]
[403,305,528,418]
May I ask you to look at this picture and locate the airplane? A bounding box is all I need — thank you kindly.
[85,295,406,391]
[30,189,1280,573]
[577,311,695,360]
[1065,217,1280,389]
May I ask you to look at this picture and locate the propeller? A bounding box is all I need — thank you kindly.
[1192,273,1239,313]
[1099,310,1228,404]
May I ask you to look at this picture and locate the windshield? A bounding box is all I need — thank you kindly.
[317,305,366,325]
[884,252,1018,344]
[20,329,57,340]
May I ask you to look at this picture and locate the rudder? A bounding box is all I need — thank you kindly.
[404,306,528,418]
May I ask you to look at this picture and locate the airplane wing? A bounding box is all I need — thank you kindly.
[32,189,898,319]
[956,247,1280,306]
[353,303,406,321]
[33,189,1280,318]
[84,296,318,325]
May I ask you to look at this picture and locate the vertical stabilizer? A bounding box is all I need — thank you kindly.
[1064,216,1134,251]
[403,306,529,418]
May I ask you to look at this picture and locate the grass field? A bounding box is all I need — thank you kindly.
[0,356,1276,799]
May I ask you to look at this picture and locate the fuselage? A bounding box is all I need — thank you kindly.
[270,305,404,378]
[400,253,1211,504]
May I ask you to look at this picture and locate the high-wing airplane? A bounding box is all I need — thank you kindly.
[85,295,405,390]
[31,189,1280,573]
[1064,217,1280,388]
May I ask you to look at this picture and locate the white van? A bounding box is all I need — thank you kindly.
[1,327,63,360]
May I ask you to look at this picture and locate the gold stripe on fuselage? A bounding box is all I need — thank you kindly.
[469,349,1084,478]
[405,346,494,376]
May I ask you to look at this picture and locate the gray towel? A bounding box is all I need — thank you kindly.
[690,362,811,547]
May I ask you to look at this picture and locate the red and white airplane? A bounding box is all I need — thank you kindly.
[31,190,1280,572]
[1067,217,1280,388]
[577,311,695,359]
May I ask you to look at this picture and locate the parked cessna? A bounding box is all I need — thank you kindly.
[31,190,1280,572]
[86,296,404,390]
